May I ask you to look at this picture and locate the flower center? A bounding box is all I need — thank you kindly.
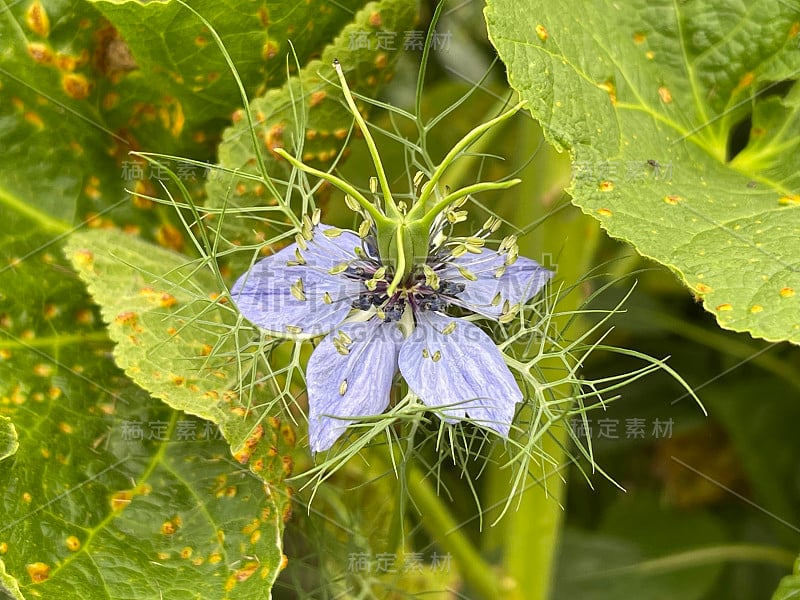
[346,261,465,322]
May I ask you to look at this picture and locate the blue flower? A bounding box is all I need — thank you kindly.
[232,221,553,452]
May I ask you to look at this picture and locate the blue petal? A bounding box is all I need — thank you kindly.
[231,225,363,336]
[398,312,521,435]
[443,251,553,319]
[307,318,402,452]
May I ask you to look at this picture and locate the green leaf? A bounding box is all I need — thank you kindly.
[0,417,17,463]
[65,229,296,480]
[90,0,363,153]
[205,0,418,264]
[484,0,800,343]
[772,556,800,600]
[1,223,288,598]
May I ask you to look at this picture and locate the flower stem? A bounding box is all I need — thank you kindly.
[333,59,400,220]
[418,179,521,230]
[409,100,526,218]
[384,449,510,599]
[274,148,388,226]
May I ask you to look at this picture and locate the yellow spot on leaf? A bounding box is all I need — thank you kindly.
[73,249,94,268]
[58,422,73,434]
[597,81,616,105]
[735,72,754,90]
[33,363,52,377]
[111,490,133,511]
[161,520,177,535]
[778,195,800,205]
[62,73,91,100]
[750,305,763,313]
[22,492,32,503]
[369,11,382,27]
[645,50,655,60]
[310,90,326,107]
[780,287,795,298]
[27,42,52,64]
[156,224,184,251]
[374,53,388,69]
[535,24,548,41]
[664,194,681,205]
[633,32,646,44]
[695,283,712,294]
[180,547,193,559]
[158,97,185,137]
[597,208,613,217]
[262,40,279,60]
[25,1,50,37]
[716,303,733,312]
[65,536,80,551]
[658,86,672,103]
[598,180,614,192]
[0,542,7,554]
[115,311,138,327]
[26,562,50,583]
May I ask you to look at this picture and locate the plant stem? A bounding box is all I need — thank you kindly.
[483,115,599,599]
[404,458,509,600]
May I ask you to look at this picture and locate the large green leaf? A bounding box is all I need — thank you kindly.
[484,0,800,343]
[65,229,296,481]
[0,0,377,246]
[1,222,289,598]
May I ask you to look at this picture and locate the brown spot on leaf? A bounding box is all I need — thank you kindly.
[94,25,138,78]
[368,11,382,27]
[102,92,120,110]
[257,5,269,26]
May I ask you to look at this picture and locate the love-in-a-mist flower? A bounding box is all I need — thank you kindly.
[231,59,553,452]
